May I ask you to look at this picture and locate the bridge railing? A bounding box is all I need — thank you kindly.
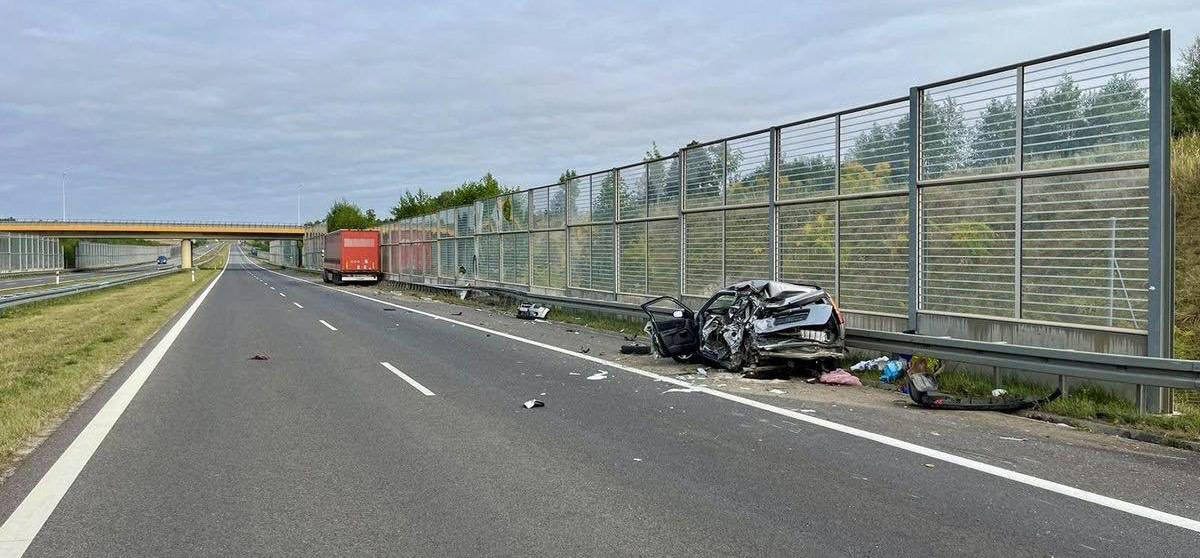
[4,219,302,228]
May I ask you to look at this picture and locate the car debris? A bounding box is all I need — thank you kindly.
[879,360,907,383]
[516,302,550,320]
[579,346,591,354]
[452,311,463,316]
[587,371,608,380]
[640,280,845,373]
[907,373,1061,411]
[249,354,270,361]
[620,343,651,355]
[523,399,545,409]
[850,356,889,371]
[813,369,862,386]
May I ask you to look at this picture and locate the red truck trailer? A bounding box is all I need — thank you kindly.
[323,229,381,285]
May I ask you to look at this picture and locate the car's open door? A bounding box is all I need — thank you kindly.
[640,296,699,359]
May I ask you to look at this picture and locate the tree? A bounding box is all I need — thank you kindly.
[969,97,1016,170]
[558,169,577,184]
[1024,76,1084,165]
[388,173,510,221]
[1173,35,1200,137]
[325,199,376,231]
[644,142,663,161]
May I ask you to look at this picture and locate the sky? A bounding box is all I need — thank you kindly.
[2,0,1197,223]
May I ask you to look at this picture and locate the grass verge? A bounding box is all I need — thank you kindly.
[843,351,1200,441]
[0,246,228,472]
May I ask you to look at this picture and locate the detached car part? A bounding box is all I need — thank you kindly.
[907,374,1061,412]
[516,302,550,320]
[641,280,845,373]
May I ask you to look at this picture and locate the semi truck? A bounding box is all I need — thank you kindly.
[323,229,381,285]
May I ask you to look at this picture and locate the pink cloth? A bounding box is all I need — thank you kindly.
[817,369,862,386]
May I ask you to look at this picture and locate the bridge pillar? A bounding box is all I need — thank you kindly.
[181,239,193,269]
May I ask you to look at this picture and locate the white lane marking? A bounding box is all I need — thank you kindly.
[380,362,436,396]
[241,248,1200,533]
[293,302,304,309]
[0,255,230,556]
[318,319,338,331]
[279,293,286,297]
[269,286,275,290]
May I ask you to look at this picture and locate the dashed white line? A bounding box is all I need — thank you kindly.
[293,302,304,309]
[279,292,286,297]
[318,319,338,331]
[380,362,436,396]
[241,252,1200,534]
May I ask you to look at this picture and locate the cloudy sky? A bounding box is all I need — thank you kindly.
[2,1,1197,223]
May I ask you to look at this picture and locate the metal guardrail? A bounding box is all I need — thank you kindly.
[379,277,1200,407]
[0,267,181,311]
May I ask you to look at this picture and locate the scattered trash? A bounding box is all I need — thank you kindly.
[998,436,1027,442]
[523,399,545,409]
[924,463,936,469]
[1055,422,1074,428]
[516,302,551,320]
[816,369,862,386]
[623,334,638,341]
[569,372,581,376]
[907,374,1061,411]
[565,328,578,333]
[850,356,889,372]
[991,388,1009,397]
[696,367,708,376]
[662,387,701,394]
[799,409,816,413]
[620,343,651,355]
[586,371,609,380]
[421,297,434,302]
[879,360,907,383]
[633,458,643,462]
[768,388,786,395]
[452,311,463,316]
[383,308,396,311]
[249,354,270,361]
[579,346,591,354]
[640,280,845,373]
[930,431,941,436]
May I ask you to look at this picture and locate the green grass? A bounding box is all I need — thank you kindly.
[843,351,1200,441]
[0,246,228,470]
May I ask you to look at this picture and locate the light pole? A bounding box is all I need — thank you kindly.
[61,172,67,220]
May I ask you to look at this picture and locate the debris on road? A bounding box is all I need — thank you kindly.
[850,356,889,372]
[587,371,609,380]
[383,308,396,311]
[991,388,1009,397]
[907,373,1061,411]
[523,399,545,409]
[516,302,551,320]
[620,343,651,355]
[998,436,1028,442]
[249,354,270,361]
[925,463,936,469]
[800,409,816,413]
[579,346,591,354]
[662,387,701,394]
[768,388,786,395]
[452,311,463,316]
[814,369,862,386]
[879,360,906,383]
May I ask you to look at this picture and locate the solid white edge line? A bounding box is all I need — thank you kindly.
[239,248,1200,533]
[0,253,230,556]
[380,362,436,396]
[293,302,303,309]
[318,319,338,331]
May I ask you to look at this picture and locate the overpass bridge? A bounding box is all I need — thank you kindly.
[0,220,304,268]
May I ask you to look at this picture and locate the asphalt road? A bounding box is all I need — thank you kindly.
[1,249,1196,557]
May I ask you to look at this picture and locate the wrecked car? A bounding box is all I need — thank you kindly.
[641,280,845,373]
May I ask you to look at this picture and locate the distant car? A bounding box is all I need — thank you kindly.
[156,255,168,265]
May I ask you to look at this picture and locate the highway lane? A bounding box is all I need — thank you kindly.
[1,249,1196,556]
[0,243,217,295]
